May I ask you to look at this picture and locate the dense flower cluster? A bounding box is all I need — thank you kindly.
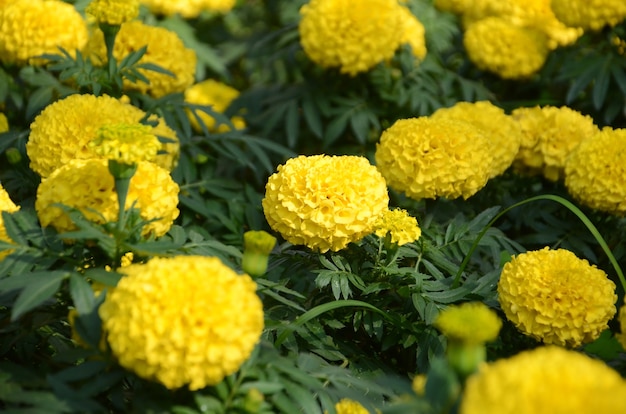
[564,127,626,216]
[0,0,88,66]
[431,101,522,178]
[511,105,598,181]
[333,399,370,414]
[184,79,246,132]
[26,94,179,177]
[0,184,19,260]
[299,0,425,75]
[551,0,626,31]
[99,256,264,390]
[139,0,237,17]
[373,208,421,246]
[498,248,616,347]
[375,117,492,200]
[263,155,389,253]
[89,124,161,165]
[35,159,180,238]
[86,0,139,25]
[435,302,502,344]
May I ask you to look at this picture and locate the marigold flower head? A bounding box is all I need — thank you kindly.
[262,155,389,253]
[461,346,626,414]
[399,6,427,60]
[0,184,19,260]
[551,0,626,31]
[332,399,369,414]
[375,117,492,200]
[99,255,264,390]
[184,79,246,133]
[498,247,616,348]
[0,0,88,66]
[89,123,161,165]
[463,17,549,79]
[373,208,421,246]
[86,0,139,25]
[431,101,522,178]
[565,127,626,215]
[299,0,405,75]
[140,0,236,17]
[35,159,179,238]
[435,302,502,344]
[27,94,179,177]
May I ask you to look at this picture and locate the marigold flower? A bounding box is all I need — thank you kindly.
[0,184,19,260]
[35,159,179,238]
[511,106,598,181]
[399,6,427,60]
[299,0,405,75]
[431,101,522,178]
[463,17,549,79]
[435,302,502,344]
[0,0,88,66]
[262,155,389,253]
[26,94,179,178]
[498,248,616,348]
[86,0,139,25]
[375,117,492,200]
[373,208,421,246]
[565,127,626,215]
[551,0,626,31]
[184,79,246,133]
[461,346,626,414]
[332,399,369,414]
[99,255,264,390]
[89,123,161,165]
[140,0,237,17]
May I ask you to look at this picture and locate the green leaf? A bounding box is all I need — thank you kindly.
[12,271,67,321]
[84,268,122,287]
[302,97,323,138]
[285,103,300,148]
[69,273,95,315]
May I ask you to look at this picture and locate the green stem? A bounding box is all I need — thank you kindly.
[451,195,626,292]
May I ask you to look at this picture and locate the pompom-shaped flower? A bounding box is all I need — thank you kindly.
[551,0,626,31]
[99,256,264,390]
[0,184,19,260]
[463,17,549,79]
[86,0,139,25]
[333,399,369,414]
[431,101,522,178]
[299,0,405,75]
[35,159,179,238]
[498,248,616,347]
[399,6,427,60]
[0,0,88,66]
[565,127,626,216]
[263,155,389,253]
[435,302,502,344]
[375,117,492,200]
[461,346,626,414]
[89,123,161,165]
[184,79,246,133]
[373,208,421,246]
[27,94,179,178]
[139,0,237,17]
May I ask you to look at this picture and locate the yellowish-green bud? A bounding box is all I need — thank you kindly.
[86,0,139,26]
[5,148,21,165]
[243,388,264,413]
[434,302,502,344]
[0,113,8,133]
[89,123,161,166]
[242,230,277,277]
[445,340,486,380]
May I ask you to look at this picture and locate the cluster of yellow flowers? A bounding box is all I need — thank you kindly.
[184,79,246,133]
[262,155,389,253]
[565,127,626,216]
[461,346,626,413]
[373,208,421,246]
[99,255,264,390]
[498,247,616,347]
[140,0,237,18]
[0,184,19,260]
[298,0,427,75]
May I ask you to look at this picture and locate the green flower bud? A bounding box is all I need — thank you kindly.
[242,230,276,277]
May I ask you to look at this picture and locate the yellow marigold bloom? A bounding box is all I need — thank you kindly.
[373,208,421,246]
[463,17,549,80]
[86,0,139,25]
[0,184,19,260]
[35,159,179,238]
[461,346,626,414]
[498,248,617,348]
[26,94,179,178]
[431,101,522,178]
[511,105,598,181]
[299,0,405,75]
[375,117,492,200]
[333,399,369,414]
[184,79,246,133]
[565,127,626,216]
[617,298,626,351]
[551,0,626,31]
[0,113,7,133]
[262,155,389,253]
[435,302,502,344]
[0,0,88,66]
[139,0,236,17]
[399,6,427,60]
[99,255,264,390]
[89,123,161,165]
